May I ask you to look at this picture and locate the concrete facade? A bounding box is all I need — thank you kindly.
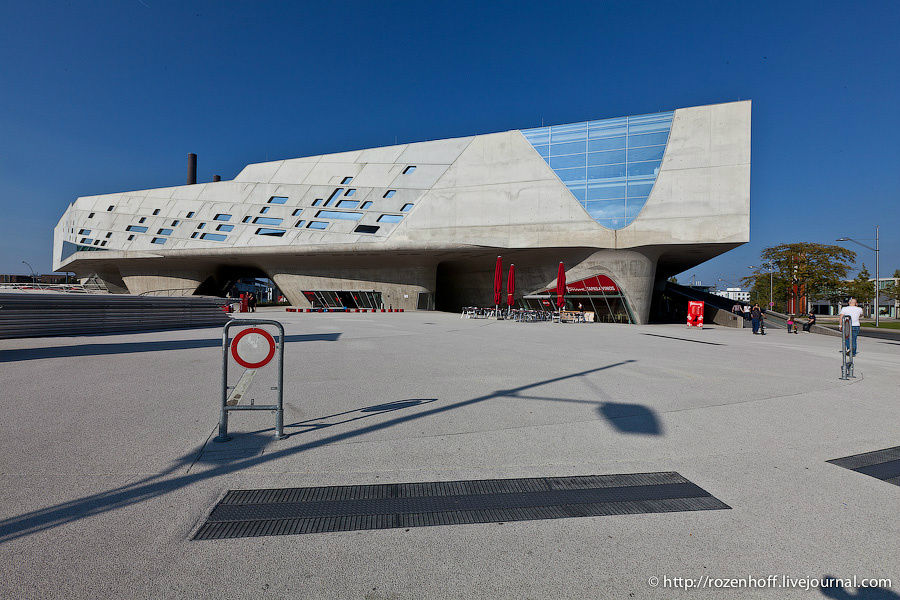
[53,101,751,322]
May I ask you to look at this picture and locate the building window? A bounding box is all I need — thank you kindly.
[242,216,252,223]
[214,213,231,221]
[268,196,288,204]
[78,229,91,235]
[105,232,112,238]
[197,222,205,229]
[360,201,373,209]
[345,189,356,197]
[325,189,344,206]
[88,213,95,218]
[93,240,100,245]
[100,240,107,246]
[377,214,404,223]
[216,224,234,232]
[127,234,135,241]
[401,203,414,212]
[190,232,198,238]
[403,166,416,174]
[336,200,359,209]
[151,237,166,245]
[295,220,306,228]
[341,176,353,184]
[253,217,283,226]
[255,228,285,237]
[315,210,362,221]
[126,225,148,233]
[354,225,379,234]
[307,221,328,230]
[260,206,270,214]
[139,217,146,223]
[292,209,303,216]
[199,233,227,241]
[153,209,160,215]
[107,205,115,211]
[171,220,180,226]
[312,199,323,206]
[186,211,195,218]
[157,228,173,235]
[383,190,396,198]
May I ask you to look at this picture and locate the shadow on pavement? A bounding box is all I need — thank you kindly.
[0,361,643,543]
[0,333,341,362]
[597,401,662,435]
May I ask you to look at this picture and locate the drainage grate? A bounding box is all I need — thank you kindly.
[828,446,900,486]
[193,472,729,540]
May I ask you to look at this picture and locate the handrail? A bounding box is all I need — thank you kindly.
[0,283,104,294]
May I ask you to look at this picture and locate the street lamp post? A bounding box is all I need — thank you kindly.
[837,226,880,327]
[21,261,36,286]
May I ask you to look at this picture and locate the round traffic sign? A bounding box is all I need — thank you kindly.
[231,327,276,369]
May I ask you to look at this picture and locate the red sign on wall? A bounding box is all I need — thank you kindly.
[687,301,704,327]
[540,274,620,295]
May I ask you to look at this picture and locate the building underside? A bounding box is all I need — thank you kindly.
[54,101,751,324]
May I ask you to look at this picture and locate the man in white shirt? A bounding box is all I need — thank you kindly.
[838,298,864,356]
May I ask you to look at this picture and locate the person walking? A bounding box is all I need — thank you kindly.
[750,303,762,334]
[838,298,863,356]
[248,292,257,313]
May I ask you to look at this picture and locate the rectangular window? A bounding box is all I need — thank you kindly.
[403,166,416,174]
[295,220,306,228]
[171,220,180,226]
[326,188,344,205]
[186,211,195,218]
[268,196,288,204]
[126,225,148,233]
[316,210,362,220]
[127,234,135,241]
[360,201,373,209]
[93,240,100,245]
[78,229,91,235]
[377,214,403,223]
[151,237,166,245]
[80,238,92,244]
[190,232,198,238]
[345,189,356,197]
[213,213,231,221]
[336,200,359,209]
[153,209,160,215]
[354,225,379,234]
[341,176,353,184]
[107,205,114,211]
[216,224,234,232]
[312,199,324,206]
[292,209,303,216]
[100,240,107,246]
[253,216,283,226]
[139,217,146,223]
[88,212,95,218]
[199,233,227,241]
[260,206,270,214]
[242,216,252,223]
[383,190,396,198]
[255,228,285,236]
[105,232,112,238]
[307,221,328,230]
[197,222,206,229]
[401,203,414,212]
[157,228,173,235]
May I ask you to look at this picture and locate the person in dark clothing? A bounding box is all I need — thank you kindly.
[248,292,257,312]
[750,304,762,334]
[802,312,816,332]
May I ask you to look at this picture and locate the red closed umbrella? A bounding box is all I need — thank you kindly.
[556,262,566,309]
[506,264,515,307]
[493,256,503,308]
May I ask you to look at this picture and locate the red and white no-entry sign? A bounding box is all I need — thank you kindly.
[230,327,276,369]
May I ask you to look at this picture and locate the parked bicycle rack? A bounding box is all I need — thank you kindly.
[215,319,286,442]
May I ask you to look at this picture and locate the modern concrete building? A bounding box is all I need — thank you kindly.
[53,101,751,323]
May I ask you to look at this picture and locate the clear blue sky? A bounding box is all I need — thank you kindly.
[1,1,898,284]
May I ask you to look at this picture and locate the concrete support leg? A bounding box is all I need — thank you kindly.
[566,249,657,324]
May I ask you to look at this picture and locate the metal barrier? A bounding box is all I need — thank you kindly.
[215,319,286,442]
[840,315,855,380]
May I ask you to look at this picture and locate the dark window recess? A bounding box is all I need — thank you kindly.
[127,234,135,241]
[197,222,206,229]
[268,196,288,204]
[88,213,95,218]
[260,207,270,214]
[190,232,198,238]
[326,188,344,204]
[354,225,380,234]
[341,176,353,184]
[292,209,303,216]
[172,220,180,226]
[153,209,160,215]
[139,217,146,223]
[242,216,252,223]
[107,205,114,211]
[186,211,195,218]
[383,190,396,198]
[105,232,112,238]
[100,241,107,247]
[403,166,416,174]
[312,199,323,206]
[213,213,231,221]
[255,228,285,237]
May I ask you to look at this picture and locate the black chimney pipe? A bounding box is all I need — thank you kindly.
[213,175,221,182]
[187,153,197,185]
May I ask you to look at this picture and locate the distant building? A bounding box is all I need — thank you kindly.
[714,287,750,302]
[809,276,898,317]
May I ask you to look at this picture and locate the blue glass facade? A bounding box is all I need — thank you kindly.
[520,110,673,229]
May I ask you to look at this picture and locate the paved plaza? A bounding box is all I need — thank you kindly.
[0,310,898,599]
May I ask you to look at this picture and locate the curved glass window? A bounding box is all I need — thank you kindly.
[521,110,672,229]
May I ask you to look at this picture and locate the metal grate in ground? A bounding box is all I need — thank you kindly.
[828,446,900,487]
[193,472,730,540]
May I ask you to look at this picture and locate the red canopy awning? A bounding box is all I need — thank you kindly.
[556,262,566,308]
[506,264,515,307]
[493,256,503,306]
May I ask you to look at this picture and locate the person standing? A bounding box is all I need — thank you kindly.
[750,303,762,334]
[838,298,864,356]
[248,292,257,313]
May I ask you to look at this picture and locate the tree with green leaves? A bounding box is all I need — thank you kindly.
[742,243,856,313]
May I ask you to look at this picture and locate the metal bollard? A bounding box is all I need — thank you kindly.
[839,315,855,380]
[215,319,286,442]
